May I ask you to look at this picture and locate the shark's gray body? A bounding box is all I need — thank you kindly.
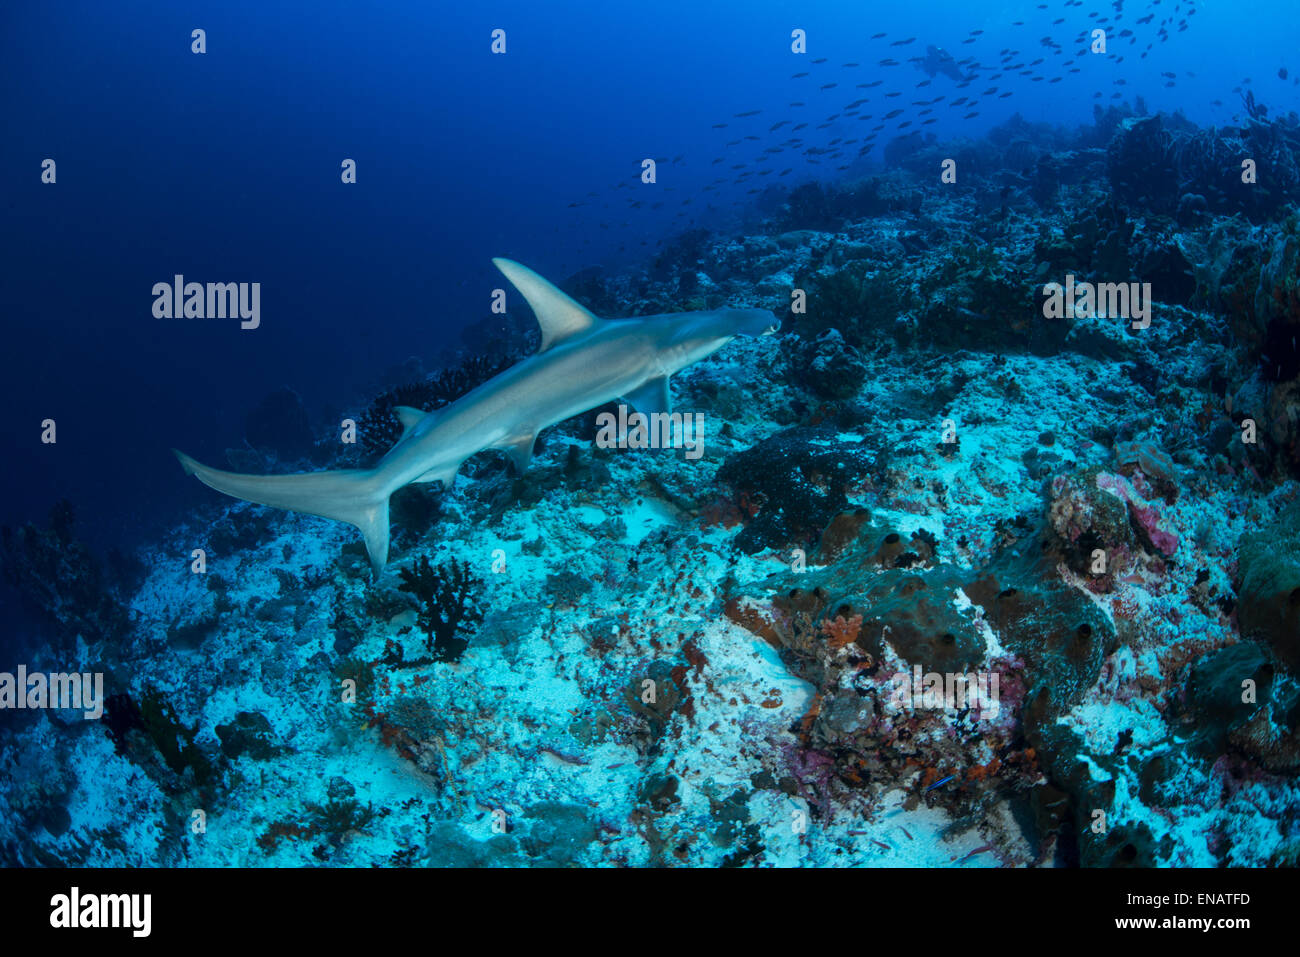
[916,45,972,83]
[175,258,778,572]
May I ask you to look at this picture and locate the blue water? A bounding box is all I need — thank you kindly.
[2,0,1293,554]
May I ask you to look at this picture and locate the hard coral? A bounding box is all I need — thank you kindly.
[1236,500,1300,671]
[716,426,878,554]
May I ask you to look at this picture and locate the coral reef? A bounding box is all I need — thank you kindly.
[0,501,130,651]
[1236,500,1300,671]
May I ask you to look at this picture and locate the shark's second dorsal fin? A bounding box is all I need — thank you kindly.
[493,257,598,351]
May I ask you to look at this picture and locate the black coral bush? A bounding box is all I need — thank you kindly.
[396,555,484,662]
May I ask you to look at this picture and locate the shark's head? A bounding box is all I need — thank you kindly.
[659,307,780,372]
[723,307,782,337]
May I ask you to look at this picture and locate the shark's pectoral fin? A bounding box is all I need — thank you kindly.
[621,376,672,416]
[502,433,537,474]
[492,257,598,351]
[394,405,426,437]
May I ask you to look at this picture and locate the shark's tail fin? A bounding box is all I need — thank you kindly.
[173,450,392,573]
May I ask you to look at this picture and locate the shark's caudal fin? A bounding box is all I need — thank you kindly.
[173,451,392,573]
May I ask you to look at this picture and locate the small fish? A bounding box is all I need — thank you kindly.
[791,72,809,78]
[871,32,887,39]
[733,109,761,117]
[891,37,916,46]
[925,775,954,792]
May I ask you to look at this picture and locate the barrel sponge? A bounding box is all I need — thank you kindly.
[1237,501,1300,671]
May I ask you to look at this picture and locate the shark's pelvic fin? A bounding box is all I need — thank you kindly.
[173,450,391,573]
[622,376,672,416]
[412,461,462,488]
[492,257,598,351]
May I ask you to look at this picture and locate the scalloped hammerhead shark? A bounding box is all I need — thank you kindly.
[175,258,778,573]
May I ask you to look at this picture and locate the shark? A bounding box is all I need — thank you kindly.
[914,45,974,83]
[174,258,779,573]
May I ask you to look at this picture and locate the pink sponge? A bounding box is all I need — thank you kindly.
[1096,471,1179,558]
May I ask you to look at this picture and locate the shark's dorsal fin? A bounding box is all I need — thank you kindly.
[394,406,426,437]
[622,376,672,416]
[493,257,598,351]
